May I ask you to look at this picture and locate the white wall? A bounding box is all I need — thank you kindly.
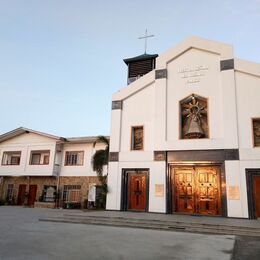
[59,142,106,177]
[106,162,121,210]
[110,49,240,161]
[0,133,107,178]
[120,82,155,153]
[225,161,245,217]
[235,71,260,159]
[0,133,57,176]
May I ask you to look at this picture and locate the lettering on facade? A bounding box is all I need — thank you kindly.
[178,65,209,84]
[228,186,240,200]
[155,184,164,197]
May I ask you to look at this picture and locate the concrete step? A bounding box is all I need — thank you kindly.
[39,215,260,237]
[63,214,259,232]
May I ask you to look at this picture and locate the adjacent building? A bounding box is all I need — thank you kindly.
[0,127,107,208]
[106,36,260,219]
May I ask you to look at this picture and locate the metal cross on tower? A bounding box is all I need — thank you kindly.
[138,29,154,54]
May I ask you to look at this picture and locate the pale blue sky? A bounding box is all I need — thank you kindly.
[0,0,260,137]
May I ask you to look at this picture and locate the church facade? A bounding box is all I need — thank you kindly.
[106,36,260,219]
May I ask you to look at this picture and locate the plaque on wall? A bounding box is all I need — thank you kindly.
[155,184,164,197]
[228,186,240,200]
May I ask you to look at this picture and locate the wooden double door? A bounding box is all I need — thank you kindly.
[127,171,148,211]
[171,166,222,216]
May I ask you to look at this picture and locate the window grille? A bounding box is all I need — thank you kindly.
[65,151,84,166]
[63,185,81,203]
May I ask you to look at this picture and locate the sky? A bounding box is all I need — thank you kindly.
[0,0,260,137]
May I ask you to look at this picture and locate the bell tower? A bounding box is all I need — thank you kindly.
[124,30,158,84]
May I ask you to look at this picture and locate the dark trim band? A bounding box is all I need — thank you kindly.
[220,59,234,71]
[154,151,166,161]
[167,149,239,162]
[155,69,167,79]
[112,100,123,110]
[109,152,119,162]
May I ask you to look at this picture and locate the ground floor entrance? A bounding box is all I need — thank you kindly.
[253,176,260,218]
[121,169,149,212]
[246,169,260,219]
[170,166,222,216]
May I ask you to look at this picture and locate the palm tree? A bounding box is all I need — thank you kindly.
[92,136,109,180]
[92,136,109,208]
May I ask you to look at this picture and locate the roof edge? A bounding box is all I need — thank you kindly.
[0,127,64,144]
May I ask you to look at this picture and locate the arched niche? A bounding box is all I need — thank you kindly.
[180,94,209,139]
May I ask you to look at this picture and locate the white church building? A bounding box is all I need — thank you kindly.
[106,36,260,219]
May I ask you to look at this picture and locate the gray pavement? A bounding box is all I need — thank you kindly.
[0,206,236,260]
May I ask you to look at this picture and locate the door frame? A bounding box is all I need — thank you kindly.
[28,184,37,206]
[166,162,227,217]
[17,184,27,205]
[246,169,260,219]
[121,168,149,212]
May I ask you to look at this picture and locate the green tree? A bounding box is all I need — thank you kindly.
[92,136,109,208]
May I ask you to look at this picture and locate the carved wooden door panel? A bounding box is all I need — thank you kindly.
[172,166,221,215]
[128,172,147,211]
[173,168,195,213]
[253,176,260,218]
[195,167,221,215]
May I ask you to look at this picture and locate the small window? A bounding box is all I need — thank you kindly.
[2,151,21,165]
[30,150,50,165]
[131,126,144,150]
[65,151,84,166]
[6,184,14,202]
[253,118,260,147]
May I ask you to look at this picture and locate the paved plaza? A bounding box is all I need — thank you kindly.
[0,207,259,259]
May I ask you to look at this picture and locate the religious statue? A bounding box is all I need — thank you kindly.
[182,95,207,139]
